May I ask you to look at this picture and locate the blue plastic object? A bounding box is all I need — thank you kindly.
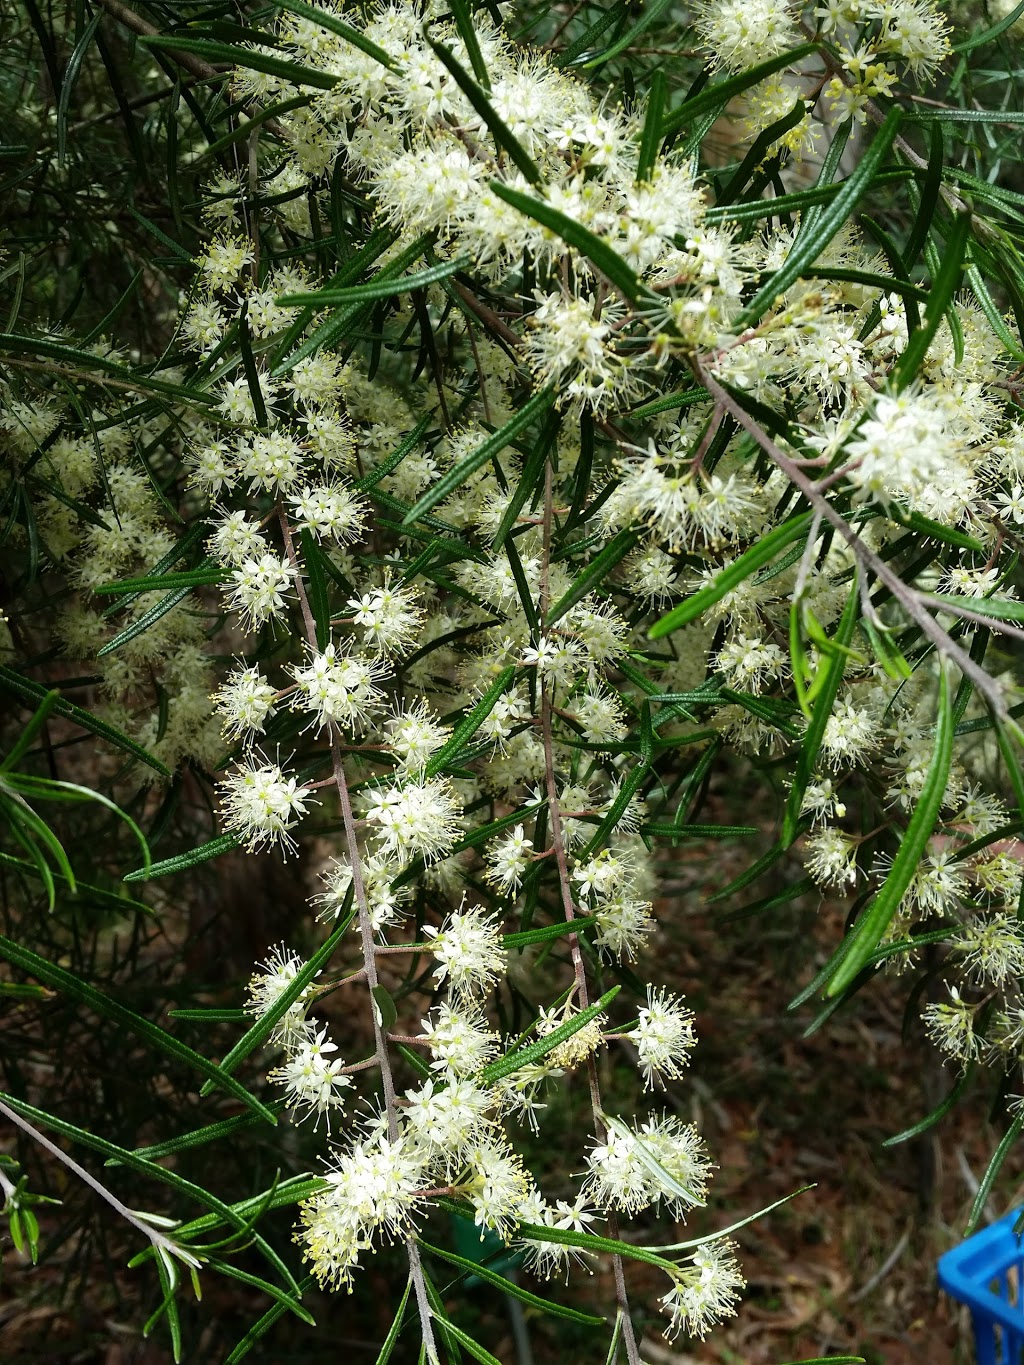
[939,1208,1024,1364]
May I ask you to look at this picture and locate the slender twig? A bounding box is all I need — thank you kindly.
[694,360,1010,720]
[93,0,221,83]
[0,1098,200,1276]
[277,507,438,1361]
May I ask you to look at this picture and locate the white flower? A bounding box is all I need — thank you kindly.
[189,440,237,497]
[242,430,305,495]
[198,235,254,287]
[922,985,981,1065]
[401,1077,495,1172]
[799,776,847,825]
[219,758,313,854]
[291,643,385,734]
[245,944,318,1049]
[803,826,858,889]
[385,700,451,774]
[227,553,297,629]
[952,915,1024,988]
[270,1025,352,1130]
[659,1239,744,1340]
[516,1191,597,1281]
[584,1114,712,1218]
[691,0,800,72]
[522,293,628,415]
[213,664,278,742]
[624,545,681,606]
[465,1139,531,1242]
[208,510,267,567]
[562,687,627,746]
[844,390,961,509]
[364,776,462,863]
[592,896,654,960]
[289,483,367,543]
[714,633,788,695]
[314,851,411,932]
[298,1136,426,1291]
[820,698,879,769]
[635,987,697,1089]
[573,848,634,901]
[994,484,1024,526]
[485,824,534,895]
[423,901,505,999]
[346,576,424,657]
[522,634,587,685]
[478,689,531,749]
[418,1003,500,1078]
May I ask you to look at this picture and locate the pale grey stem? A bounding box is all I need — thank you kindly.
[917,595,1024,648]
[0,1098,196,1274]
[791,510,823,604]
[277,508,438,1361]
[694,362,1009,720]
[92,0,220,82]
[0,1163,17,1202]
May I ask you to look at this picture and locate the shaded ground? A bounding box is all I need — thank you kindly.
[634,827,1021,1365]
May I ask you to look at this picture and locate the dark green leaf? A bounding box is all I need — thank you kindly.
[650,513,814,637]
[281,255,472,307]
[740,108,903,326]
[426,665,518,776]
[881,1065,974,1147]
[124,833,240,883]
[275,0,396,67]
[420,1239,604,1325]
[0,942,276,1123]
[403,387,556,524]
[138,34,340,89]
[894,212,972,389]
[489,184,644,303]
[0,665,168,775]
[579,0,674,69]
[546,528,640,626]
[782,580,859,846]
[827,667,954,996]
[660,43,819,139]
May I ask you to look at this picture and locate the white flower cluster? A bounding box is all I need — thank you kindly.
[247,947,352,1129]
[50,0,1013,1351]
[0,355,223,775]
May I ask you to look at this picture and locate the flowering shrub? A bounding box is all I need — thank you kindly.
[3,0,1024,1359]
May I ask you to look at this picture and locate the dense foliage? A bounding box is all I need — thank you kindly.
[3,0,1024,1360]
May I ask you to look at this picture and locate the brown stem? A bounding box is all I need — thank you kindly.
[93,0,221,82]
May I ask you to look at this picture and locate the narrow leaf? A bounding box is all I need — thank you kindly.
[782,579,859,846]
[403,387,556,524]
[489,183,644,303]
[280,254,472,307]
[740,108,903,326]
[125,833,240,883]
[275,0,396,67]
[650,513,814,638]
[0,940,276,1123]
[0,666,168,774]
[426,666,518,776]
[827,667,954,996]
